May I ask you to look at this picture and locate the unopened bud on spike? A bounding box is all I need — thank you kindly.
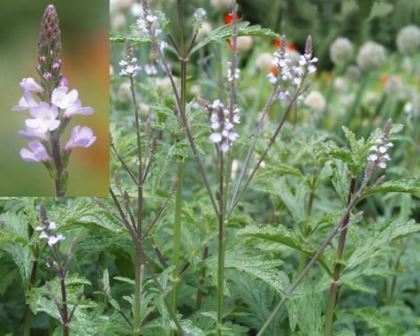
[37,5,63,98]
[305,35,313,55]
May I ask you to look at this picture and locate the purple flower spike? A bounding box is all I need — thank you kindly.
[20,141,51,162]
[65,126,96,151]
[63,100,94,118]
[20,78,43,93]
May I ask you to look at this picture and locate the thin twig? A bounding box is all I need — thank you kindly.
[111,140,138,185]
[143,182,178,238]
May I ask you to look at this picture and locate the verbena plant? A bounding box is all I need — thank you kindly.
[0,1,419,335]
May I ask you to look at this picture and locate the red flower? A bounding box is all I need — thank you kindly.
[273,39,282,48]
[273,39,298,52]
[224,12,240,24]
[271,66,279,76]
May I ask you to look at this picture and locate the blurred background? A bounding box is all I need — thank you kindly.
[0,0,109,196]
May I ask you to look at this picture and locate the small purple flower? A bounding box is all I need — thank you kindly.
[19,127,48,141]
[63,100,94,118]
[51,86,78,109]
[20,78,43,93]
[65,125,96,151]
[12,92,39,112]
[26,102,60,133]
[20,141,51,162]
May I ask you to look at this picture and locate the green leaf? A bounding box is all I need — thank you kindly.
[345,218,420,271]
[368,2,394,20]
[364,178,420,198]
[214,247,289,295]
[190,22,280,55]
[238,224,330,273]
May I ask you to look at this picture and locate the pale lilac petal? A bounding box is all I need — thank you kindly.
[26,103,60,133]
[20,141,51,162]
[19,128,48,140]
[63,100,94,118]
[12,92,39,112]
[51,86,79,109]
[65,126,96,151]
[20,78,43,93]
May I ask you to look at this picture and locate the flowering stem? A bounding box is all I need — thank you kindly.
[257,185,365,336]
[228,86,302,216]
[216,152,225,336]
[324,177,356,336]
[171,0,188,316]
[129,72,144,335]
[59,275,70,336]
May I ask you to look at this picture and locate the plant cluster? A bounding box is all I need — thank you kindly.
[0,1,419,336]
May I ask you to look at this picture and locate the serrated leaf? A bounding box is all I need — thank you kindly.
[345,218,420,271]
[238,224,330,273]
[221,247,289,295]
[190,22,280,55]
[365,178,420,198]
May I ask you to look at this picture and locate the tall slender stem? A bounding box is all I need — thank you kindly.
[171,0,187,315]
[60,275,69,336]
[257,185,365,336]
[129,73,144,336]
[324,177,356,336]
[23,243,40,336]
[171,157,185,310]
[133,246,144,336]
[216,152,225,336]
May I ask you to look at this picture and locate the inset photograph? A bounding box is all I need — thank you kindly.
[0,1,108,196]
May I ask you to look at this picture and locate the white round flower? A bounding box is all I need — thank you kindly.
[236,36,253,52]
[329,37,353,65]
[304,91,326,111]
[197,22,213,40]
[356,41,386,72]
[256,52,273,72]
[396,25,420,55]
[210,0,234,10]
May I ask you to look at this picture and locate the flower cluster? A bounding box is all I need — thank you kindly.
[137,7,162,38]
[12,5,96,196]
[193,8,207,23]
[364,120,393,182]
[35,220,65,247]
[207,100,240,152]
[368,137,393,169]
[268,37,317,100]
[119,55,141,77]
